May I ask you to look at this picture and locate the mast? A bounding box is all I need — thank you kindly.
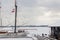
[14,0,17,33]
[0,1,2,26]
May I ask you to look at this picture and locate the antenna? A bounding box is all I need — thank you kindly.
[14,0,17,33]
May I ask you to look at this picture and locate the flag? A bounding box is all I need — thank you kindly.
[0,6,1,8]
[11,9,15,13]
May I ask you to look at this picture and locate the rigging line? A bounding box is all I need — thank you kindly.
[21,20,30,25]
[6,20,15,26]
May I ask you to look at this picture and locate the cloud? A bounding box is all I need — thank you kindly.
[37,0,60,7]
[17,6,60,25]
[17,0,37,7]
[1,0,60,26]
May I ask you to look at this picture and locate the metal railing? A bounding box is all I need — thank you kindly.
[34,34,57,40]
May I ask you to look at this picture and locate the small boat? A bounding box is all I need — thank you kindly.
[0,30,28,38]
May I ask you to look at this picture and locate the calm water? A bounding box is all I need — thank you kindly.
[0,27,51,36]
[0,27,51,40]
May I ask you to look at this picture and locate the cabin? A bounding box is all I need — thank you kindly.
[51,27,60,40]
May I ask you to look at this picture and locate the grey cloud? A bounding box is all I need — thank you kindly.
[1,0,60,25]
[17,0,60,25]
[17,0,37,7]
[37,0,60,10]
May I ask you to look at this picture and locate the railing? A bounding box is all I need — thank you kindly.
[44,37,57,40]
[34,34,57,40]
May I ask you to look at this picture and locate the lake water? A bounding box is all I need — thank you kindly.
[0,27,51,40]
[0,27,51,36]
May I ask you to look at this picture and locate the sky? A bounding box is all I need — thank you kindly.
[0,0,60,26]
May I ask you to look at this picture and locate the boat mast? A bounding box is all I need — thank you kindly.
[0,1,2,26]
[14,0,17,33]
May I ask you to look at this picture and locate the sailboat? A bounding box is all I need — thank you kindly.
[0,0,28,38]
[0,0,41,39]
[0,1,8,35]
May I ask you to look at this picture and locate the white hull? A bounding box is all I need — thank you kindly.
[0,38,33,40]
[0,32,28,38]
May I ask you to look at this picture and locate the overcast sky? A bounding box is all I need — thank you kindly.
[0,0,60,26]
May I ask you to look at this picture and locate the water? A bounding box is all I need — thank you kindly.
[0,27,51,36]
[0,27,51,40]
